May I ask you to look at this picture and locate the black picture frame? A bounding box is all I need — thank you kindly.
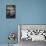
[6,5,16,19]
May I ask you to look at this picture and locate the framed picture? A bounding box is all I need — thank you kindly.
[6,5,16,18]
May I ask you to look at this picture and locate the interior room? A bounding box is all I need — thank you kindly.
[0,0,46,46]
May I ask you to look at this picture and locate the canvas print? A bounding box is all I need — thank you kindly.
[6,5,16,18]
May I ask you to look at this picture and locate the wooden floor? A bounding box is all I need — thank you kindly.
[0,40,46,46]
[19,39,46,46]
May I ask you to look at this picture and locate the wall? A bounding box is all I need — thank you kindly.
[0,0,46,44]
[17,0,46,24]
[0,0,17,44]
